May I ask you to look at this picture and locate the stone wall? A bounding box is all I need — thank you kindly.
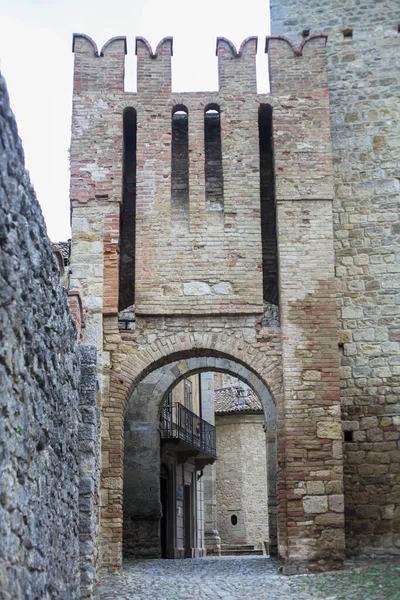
[0,72,80,598]
[0,73,98,598]
[270,0,400,555]
[216,413,269,550]
[79,346,100,599]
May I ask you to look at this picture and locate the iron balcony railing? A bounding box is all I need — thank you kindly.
[161,403,216,458]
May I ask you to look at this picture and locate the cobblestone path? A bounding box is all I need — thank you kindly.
[94,555,400,600]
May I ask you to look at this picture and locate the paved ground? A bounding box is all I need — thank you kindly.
[94,555,400,600]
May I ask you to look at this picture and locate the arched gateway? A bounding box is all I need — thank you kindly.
[101,331,282,571]
[70,32,345,575]
[123,354,278,560]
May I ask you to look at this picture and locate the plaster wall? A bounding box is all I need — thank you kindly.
[216,413,269,550]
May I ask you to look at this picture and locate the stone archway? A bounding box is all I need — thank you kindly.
[123,356,278,561]
[99,331,283,572]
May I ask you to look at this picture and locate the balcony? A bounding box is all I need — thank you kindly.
[160,403,217,467]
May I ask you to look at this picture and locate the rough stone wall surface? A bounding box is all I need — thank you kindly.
[270,0,400,554]
[79,345,100,599]
[216,413,269,549]
[0,73,81,599]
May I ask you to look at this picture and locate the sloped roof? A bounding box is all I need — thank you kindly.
[214,386,263,414]
[52,240,71,265]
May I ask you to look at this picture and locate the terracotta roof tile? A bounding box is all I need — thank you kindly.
[214,386,263,414]
[52,240,71,264]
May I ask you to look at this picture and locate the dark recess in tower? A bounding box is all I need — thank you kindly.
[259,104,278,305]
[119,107,137,311]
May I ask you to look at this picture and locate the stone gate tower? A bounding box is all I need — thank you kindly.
[70,31,345,572]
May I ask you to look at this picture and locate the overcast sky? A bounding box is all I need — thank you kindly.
[0,0,271,241]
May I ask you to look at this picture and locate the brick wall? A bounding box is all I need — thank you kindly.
[70,31,344,573]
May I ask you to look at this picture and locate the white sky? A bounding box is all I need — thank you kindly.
[0,0,271,241]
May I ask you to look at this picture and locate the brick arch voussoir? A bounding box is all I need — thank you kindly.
[111,332,282,418]
[140,356,278,430]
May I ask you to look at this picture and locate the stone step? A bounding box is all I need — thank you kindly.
[221,549,264,556]
[222,544,256,550]
[221,545,264,556]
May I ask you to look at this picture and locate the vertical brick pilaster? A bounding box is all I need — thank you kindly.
[270,36,344,570]
[277,201,344,570]
[188,108,206,234]
[103,212,120,315]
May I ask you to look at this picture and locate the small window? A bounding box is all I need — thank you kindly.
[160,463,170,479]
[231,515,238,525]
[184,379,192,411]
[344,430,353,443]
[342,28,353,39]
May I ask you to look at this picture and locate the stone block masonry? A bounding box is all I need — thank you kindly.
[0,73,98,599]
[270,0,400,556]
[79,345,100,599]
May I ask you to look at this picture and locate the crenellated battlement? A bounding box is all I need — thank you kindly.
[72,33,127,92]
[216,36,258,93]
[265,32,330,103]
[135,37,173,59]
[72,34,263,94]
[135,37,173,96]
[265,33,327,56]
[72,32,333,96]
[72,33,128,57]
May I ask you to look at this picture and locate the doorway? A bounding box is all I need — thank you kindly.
[184,484,192,558]
[160,463,170,558]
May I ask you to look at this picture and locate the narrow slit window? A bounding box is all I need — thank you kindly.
[204,105,223,217]
[119,107,137,313]
[171,106,189,228]
[259,104,278,306]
